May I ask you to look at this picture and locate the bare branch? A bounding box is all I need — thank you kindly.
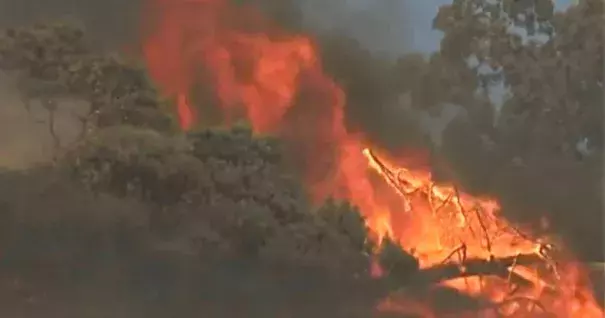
[43,98,61,151]
[473,205,493,255]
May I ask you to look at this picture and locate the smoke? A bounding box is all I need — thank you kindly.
[0,0,416,56]
[0,0,143,47]
[260,0,432,150]
[0,0,434,148]
[0,0,467,196]
[297,0,414,58]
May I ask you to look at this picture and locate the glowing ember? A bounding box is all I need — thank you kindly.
[140,0,603,316]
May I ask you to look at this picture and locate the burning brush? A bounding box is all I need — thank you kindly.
[138,0,602,315]
[362,148,602,317]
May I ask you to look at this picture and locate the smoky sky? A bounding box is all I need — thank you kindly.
[0,0,143,48]
[0,0,421,54]
[298,0,414,57]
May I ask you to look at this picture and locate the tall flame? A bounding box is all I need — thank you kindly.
[140,0,603,316]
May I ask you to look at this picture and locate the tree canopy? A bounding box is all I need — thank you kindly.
[420,0,603,261]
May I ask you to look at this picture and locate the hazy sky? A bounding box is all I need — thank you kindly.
[301,0,574,56]
[406,0,574,52]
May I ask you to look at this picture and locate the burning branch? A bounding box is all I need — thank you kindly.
[375,247,555,315]
[410,253,543,287]
[363,147,569,315]
[363,149,414,211]
[378,242,541,289]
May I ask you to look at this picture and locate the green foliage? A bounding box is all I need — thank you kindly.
[377,238,420,282]
[0,21,177,132]
[428,0,604,261]
[315,198,373,254]
[68,126,198,203]
[0,21,88,72]
[67,124,381,267]
[432,0,603,156]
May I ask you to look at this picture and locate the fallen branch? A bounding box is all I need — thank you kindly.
[43,98,61,151]
[375,252,557,316]
[377,250,543,290]
[410,253,542,286]
[365,148,564,316]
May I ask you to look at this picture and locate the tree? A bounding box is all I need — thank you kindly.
[416,0,604,262]
[430,0,603,160]
[0,22,177,141]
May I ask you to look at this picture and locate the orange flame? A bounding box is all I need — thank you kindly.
[364,148,603,317]
[140,0,603,316]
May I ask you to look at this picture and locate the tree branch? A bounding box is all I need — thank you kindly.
[410,253,542,286]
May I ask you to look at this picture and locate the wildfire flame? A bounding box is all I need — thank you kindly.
[140,0,603,316]
[364,148,602,317]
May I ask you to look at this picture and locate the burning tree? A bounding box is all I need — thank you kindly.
[396,0,604,263]
[363,148,601,316]
[138,0,603,316]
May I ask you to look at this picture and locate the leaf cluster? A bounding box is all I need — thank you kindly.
[0,22,177,132]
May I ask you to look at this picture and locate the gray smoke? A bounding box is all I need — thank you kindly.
[298,0,414,58]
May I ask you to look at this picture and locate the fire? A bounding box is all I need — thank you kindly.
[140,0,603,316]
[364,148,603,317]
